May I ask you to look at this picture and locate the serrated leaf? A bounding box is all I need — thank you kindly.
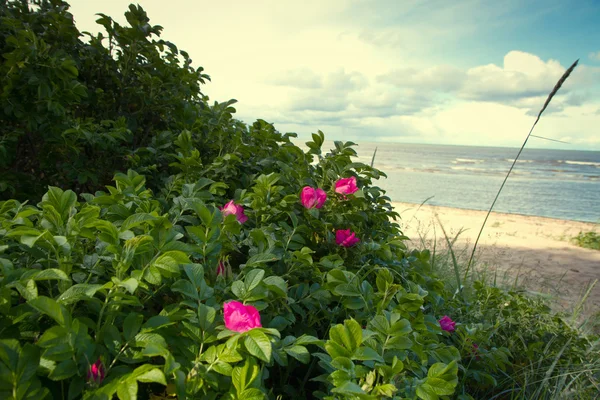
[244,329,271,362]
[231,281,246,299]
[244,269,265,292]
[172,279,199,300]
[183,263,205,287]
[57,284,102,305]
[263,276,287,296]
[232,357,260,394]
[33,269,70,281]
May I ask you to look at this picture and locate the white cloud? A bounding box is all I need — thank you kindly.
[68,1,600,150]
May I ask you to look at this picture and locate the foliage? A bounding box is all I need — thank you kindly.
[0,2,598,400]
[0,0,211,200]
[571,231,600,251]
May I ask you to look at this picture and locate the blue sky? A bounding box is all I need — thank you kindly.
[69,0,600,150]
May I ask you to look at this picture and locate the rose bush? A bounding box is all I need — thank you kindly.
[0,2,598,400]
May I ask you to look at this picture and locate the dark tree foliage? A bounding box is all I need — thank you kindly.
[0,0,215,200]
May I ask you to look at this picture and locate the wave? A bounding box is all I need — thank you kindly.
[454,158,484,163]
[505,159,535,163]
[450,166,487,173]
[561,160,600,167]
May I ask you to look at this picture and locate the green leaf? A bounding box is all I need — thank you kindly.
[212,361,233,376]
[197,303,216,331]
[231,280,246,299]
[152,251,189,277]
[331,381,365,395]
[142,316,174,331]
[121,213,158,231]
[29,296,71,327]
[244,329,272,362]
[42,187,77,222]
[239,388,266,400]
[353,346,384,363]
[172,279,199,300]
[32,268,70,281]
[183,263,205,287]
[119,278,139,294]
[17,344,40,384]
[13,280,38,301]
[263,276,287,296]
[416,383,439,400]
[284,345,310,364]
[58,284,103,305]
[295,335,323,346]
[123,312,144,341]
[117,379,138,400]
[232,357,260,394]
[245,252,279,268]
[48,358,77,380]
[334,284,361,297]
[244,269,265,292]
[135,367,167,385]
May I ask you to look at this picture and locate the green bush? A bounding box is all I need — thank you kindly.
[571,231,600,250]
[0,0,212,200]
[1,2,598,399]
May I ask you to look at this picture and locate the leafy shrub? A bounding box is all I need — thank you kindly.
[1,2,598,399]
[571,231,600,250]
[0,0,211,200]
[0,130,464,399]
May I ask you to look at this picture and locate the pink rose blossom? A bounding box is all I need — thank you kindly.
[334,177,358,196]
[300,186,327,209]
[335,229,360,247]
[224,300,262,333]
[87,358,105,385]
[439,315,456,332]
[216,261,225,276]
[221,200,248,223]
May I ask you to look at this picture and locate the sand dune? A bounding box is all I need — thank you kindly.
[393,202,600,315]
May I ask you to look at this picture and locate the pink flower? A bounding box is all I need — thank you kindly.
[224,300,262,333]
[87,358,105,385]
[221,200,248,224]
[439,316,456,332]
[335,229,360,247]
[334,177,358,196]
[301,186,327,209]
[216,261,225,276]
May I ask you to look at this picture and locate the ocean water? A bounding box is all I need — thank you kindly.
[329,142,599,222]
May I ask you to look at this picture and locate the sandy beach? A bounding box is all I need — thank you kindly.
[393,202,600,315]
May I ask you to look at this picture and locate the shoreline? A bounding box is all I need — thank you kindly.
[393,201,599,225]
[392,201,600,314]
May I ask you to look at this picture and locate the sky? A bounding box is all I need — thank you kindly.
[68,0,600,150]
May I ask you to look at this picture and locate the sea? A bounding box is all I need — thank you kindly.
[323,142,599,223]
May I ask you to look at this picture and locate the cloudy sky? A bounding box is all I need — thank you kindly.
[69,0,600,150]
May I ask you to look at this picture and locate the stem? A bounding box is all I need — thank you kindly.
[466,59,579,276]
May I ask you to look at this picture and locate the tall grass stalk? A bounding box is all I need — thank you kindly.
[466,59,580,279]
